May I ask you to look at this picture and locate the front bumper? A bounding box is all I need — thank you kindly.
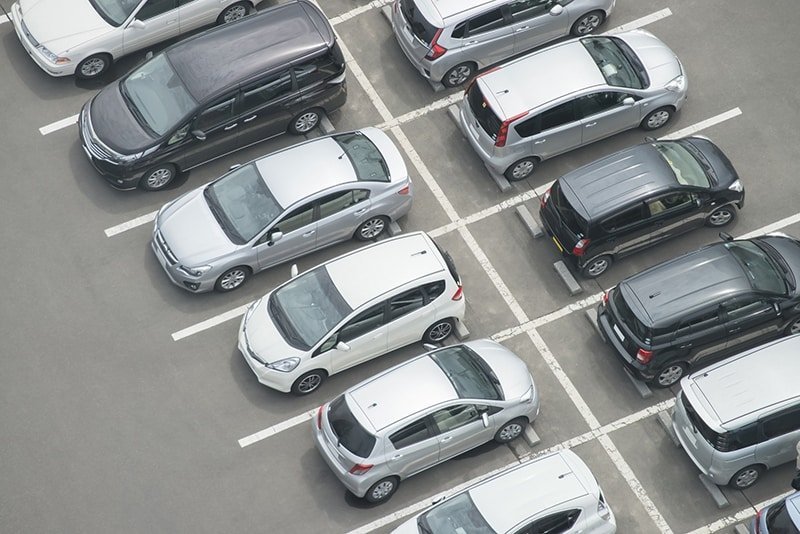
[10,3,75,77]
[596,304,655,381]
[78,105,142,189]
[150,230,217,293]
[237,327,294,393]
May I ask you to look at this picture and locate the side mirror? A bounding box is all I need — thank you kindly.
[719,232,733,242]
[644,136,656,143]
[431,495,446,505]
[130,19,146,30]
[622,96,635,106]
[422,343,438,352]
[229,164,241,171]
[481,412,490,428]
[549,4,564,15]
[290,263,298,278]
[191,130,207,141]
[335,341,351,352]
[268,231,283,246]
[773,302,782,315]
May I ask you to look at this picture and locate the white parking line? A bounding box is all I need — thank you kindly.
[607,8,673,34]
[39,114,79,136]
[1,14,9,25]
[686,491,793,534]
[104,211,157,237]
[661,108,743,140]
[377,93,462,131]
[238,408,317,448]
[171,303,251,341]
[739,211,800,239]
[328,0,391,26]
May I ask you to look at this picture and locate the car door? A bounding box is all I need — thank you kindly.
[458,7,514,67]
[755,407,800,469]
[673,306,729,366]
[122,0,181,55]
[236,70,297,149]
[313,189,372,248]
[254,202,317,271]
[181,96,239,169]
[385,286,435,351]
[720,296,783,353]
[597,204,651,257]
[431,404,495,462]
[291,55,342,115]
[577,91,642,144]
[519,100,582,159]
[645,191,705,245]
[387,418,440,478]
[177,0,220,32]
[508,0,568,54]
[514,509,586,534]
[329,304,388,372]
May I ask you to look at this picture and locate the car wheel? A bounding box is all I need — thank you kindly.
[580,255,613,278]
[214,266,250,292]
[705,206,736,227]
[355,216,389,241]
[652,362,687,388]
[139,163,177,191]
[571,10,605,36]
[785,317,800,336]
[288,109,322,135]
[422,318,455,344]
[640,107,673,131]
[364,476,399,504]
[729,465,764,490]
[504,158,538,181]
[217,1,251,24]
[76,54,112,79]
[291,370,327,395]
[442,62,476,88]
[494,418,527,443]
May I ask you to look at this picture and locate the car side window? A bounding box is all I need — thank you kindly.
[540,101,577,131]
[722,297,773,322]
[424,280,445,301]
[241,71,294,112]
[388,288,425,321]
[272,203,315,235]
[431,405,480,433]
[195,97,236,131]
[339,304,385,343]
[389,419,432,449]
[466,8,506,35]
[167,122,191,145]
[576,92,632,119]
[507,0,552,22]
[761,407,800,439]
[136,0,177,20]
[600,205,647,232]
[178,0,197,5]
[294,53,341,88]
[516,509,582,534]
[646,192,695,217]
[675,308,722,336]
[451,22,467,39]
[318,190,370,220]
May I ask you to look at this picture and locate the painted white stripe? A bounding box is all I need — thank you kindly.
[661,108,743,140]
[685,491,793,534]
[1,14,9,25]
[607,8,673,34]
[39,114,79,136]
[171,303,250,341]
[104,211,157,237]
[329,0,391,26]
[738,211,800,239]
[377,93,462,130]
[238,409,317,448]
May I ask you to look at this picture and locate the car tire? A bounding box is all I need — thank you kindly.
[139,163,178,191]
[214,266,251,292]
[652,362,688,388]
[640,107,674,131]
[580,254,613,278]
[570,10,605,36]
[76,53,112,79]
[784,317,800,336]
[504,157,538,181]
[288,108,322,135]
[728,465,764,490]
[442,62,476,88]
[217,1,251,24]
[364,476,399,504]
[291,370,327,395]
[705,205,736,227]
[494,418,527,443]
[354,216,389,241]
[422,318,455,344]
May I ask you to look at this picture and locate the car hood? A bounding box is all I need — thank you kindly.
[18,0,113,54]
[684,137,740,189]
[243,297,305,363]
[89,83,156,153]
[620,29,682,87]
[157,188,238,267]
[467,339,533,400]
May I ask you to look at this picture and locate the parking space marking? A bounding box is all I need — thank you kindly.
[686,491,793,534]
[104,211,157,237]
[739,211,800,239]
[328,0,391,26]
[1,14,9,25]
[39,114,79,136]
[238,408,317,448]
[171,303,251,341]
[376,93,462,130]
[607,8,673,34]
[661,108,743,140]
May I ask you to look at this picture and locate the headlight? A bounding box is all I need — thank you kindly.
[266,357,300,372]
[35,45,69,64]
[178,265,212,277]
[665,74,686,93]
[519,385,534,404]
[728,179,743,193]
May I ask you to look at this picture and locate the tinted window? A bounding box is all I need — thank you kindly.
[424,280,445,300]
[540,101,576,131]
[467,83,502,140]
[550,181,589,235]
[515,115,541,138]
[390,419,431,449]
[196,98,235,131]
[241,71,293,111]
[722,297,771,321]
[339,304,385,342]
[646,192,694,217]
[716,423,760,452]
[333,132,390,182]
[273,204,314,235]
[295,53,342,87]
[581,36,645,89]
[576,91,629,118]
[765,500,799,534]
[389,288,425,320]
[508,0,551,21]
[399,0,439,44]
[725,241,787,295]
[467,8,506,35]
[675,308,721,336]
[451,22,466,39]
[136,0,175,20]
[602,205,646,231]
[431,405,481,433]
[430,346,502,400]
[90,0,142,26]
[419,493,493,534]
[612,286,650,341]
[762,408,800,439]
[318,190,369,219]
[522,510,581,534]
[328,396,376,457]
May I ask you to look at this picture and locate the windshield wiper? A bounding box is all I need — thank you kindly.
[119,83,157,137]
[203,188,245,244]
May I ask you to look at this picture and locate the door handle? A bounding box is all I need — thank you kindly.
[534,139,547,144]
[514,26,530,32]
[166,19,177,25]
[371,333,383,340]
[729,327,741,333]
[465,40,479,45]
[354,208,367,215]
[302,231,315,237]
[440,436,453,442]
[679,343,693,349]
[224,123,238,131]
[584,122,597,127]
[391,454,402,460]
[243,115,257,123]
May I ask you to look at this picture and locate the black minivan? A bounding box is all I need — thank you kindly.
[596,234,800,388]
[79,0,347,191]
[540,136,744,277]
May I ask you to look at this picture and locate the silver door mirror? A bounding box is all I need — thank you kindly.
[719,232,733,242]
[269,231,283,245]
[422,343,438,352]
[130,19,146,30]
[644,136,656,143]
[191,130,207,141]
[229,164,241,171]
[549,4,564,15]
[335,341,351,352]
[622,96,635,106]
[481,412,490,428]
[290,263,298,278]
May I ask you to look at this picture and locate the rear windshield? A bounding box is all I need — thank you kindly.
[334,132,389,182]
[430,346,502,401]
[680,392,721,447]
[581,36,646,90]
[400,0,440,44]
[467,82,502,140]
[612,286,651,342]
[551,181,589,236]
[766,499,799,534]
[328,395,376,458]
[433,240,460,284]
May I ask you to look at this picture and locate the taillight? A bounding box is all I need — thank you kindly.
[424,29,446,60]
[754,510,761,533]
[316,405,324,429]
[540,187,551,207]
[636,348,653,364]
[602,291,609,305]
[452,283,463,301]
[572,238,591,257]
[397,183,410,195]
[393,0,399,13]
[349,463,374,476]
[495,112,527,148]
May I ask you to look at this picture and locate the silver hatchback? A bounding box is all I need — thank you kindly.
[312,339,539,503]
[152,127,411,292]
[391,0,615,87]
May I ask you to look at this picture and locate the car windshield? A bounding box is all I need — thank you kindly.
[581,36,645,89]
[334,133,389,182]
[654,141,711,187]
[328,395,376,458]
[89,0,140,26]
[203,164,282,244]
[121,54,196,137]
[765,499,799,534]
[725,241,787,295]
[430,346,502,401]
[269,267,352,350]
[418,492,495,534]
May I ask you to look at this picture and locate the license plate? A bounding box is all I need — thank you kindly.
[552,236,564,253]
[612,324,625,342]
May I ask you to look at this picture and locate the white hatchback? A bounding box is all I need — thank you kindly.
[10,0,265,78]
[238,232,467,395]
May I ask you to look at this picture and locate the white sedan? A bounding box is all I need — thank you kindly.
[9,0,266,79]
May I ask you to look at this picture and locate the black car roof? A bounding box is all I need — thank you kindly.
[166,0,334,102]
[621,242,751,327]
[559,143,677,222]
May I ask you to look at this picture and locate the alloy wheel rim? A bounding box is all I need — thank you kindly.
[147,168,173,189]
[736,469,759,488]
[447,65,472,86]
[587,258,608,277]
[500,423,523,441]
[360,218,385,239]
[709,209,732,226]
[428,322,452,342]
[790,320,800,335]
[512,161,534,179]
[298,374,321,393]
[657,365,684,386]
[81,58,106,77]
[647,111,670,129]
[371,481,394,500]
[220,269,246,290]
[223,5,247,22]
[576,15,601,34]
[295,112,319,133]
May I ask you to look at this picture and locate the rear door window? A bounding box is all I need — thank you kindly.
[390,418,432,449]
[388,288,426,320]
[601,205,647,232]
[339,304,386,342]
[540,101,577,131]
[294,53,343,88]
[240,71,294,112]
[761,407,800,439]
[328,395,376,457]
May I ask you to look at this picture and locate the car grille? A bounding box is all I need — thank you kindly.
[154,230,178,265]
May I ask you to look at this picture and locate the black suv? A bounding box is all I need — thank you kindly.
[540,136,744,278]
[597,234,800,387]
[79,0,347,191]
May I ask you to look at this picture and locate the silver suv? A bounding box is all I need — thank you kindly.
[391,0,615,87]
[459,29,687,181]
[312,340,539,503]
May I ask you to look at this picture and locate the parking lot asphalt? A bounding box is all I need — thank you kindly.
[2,0,800,532]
